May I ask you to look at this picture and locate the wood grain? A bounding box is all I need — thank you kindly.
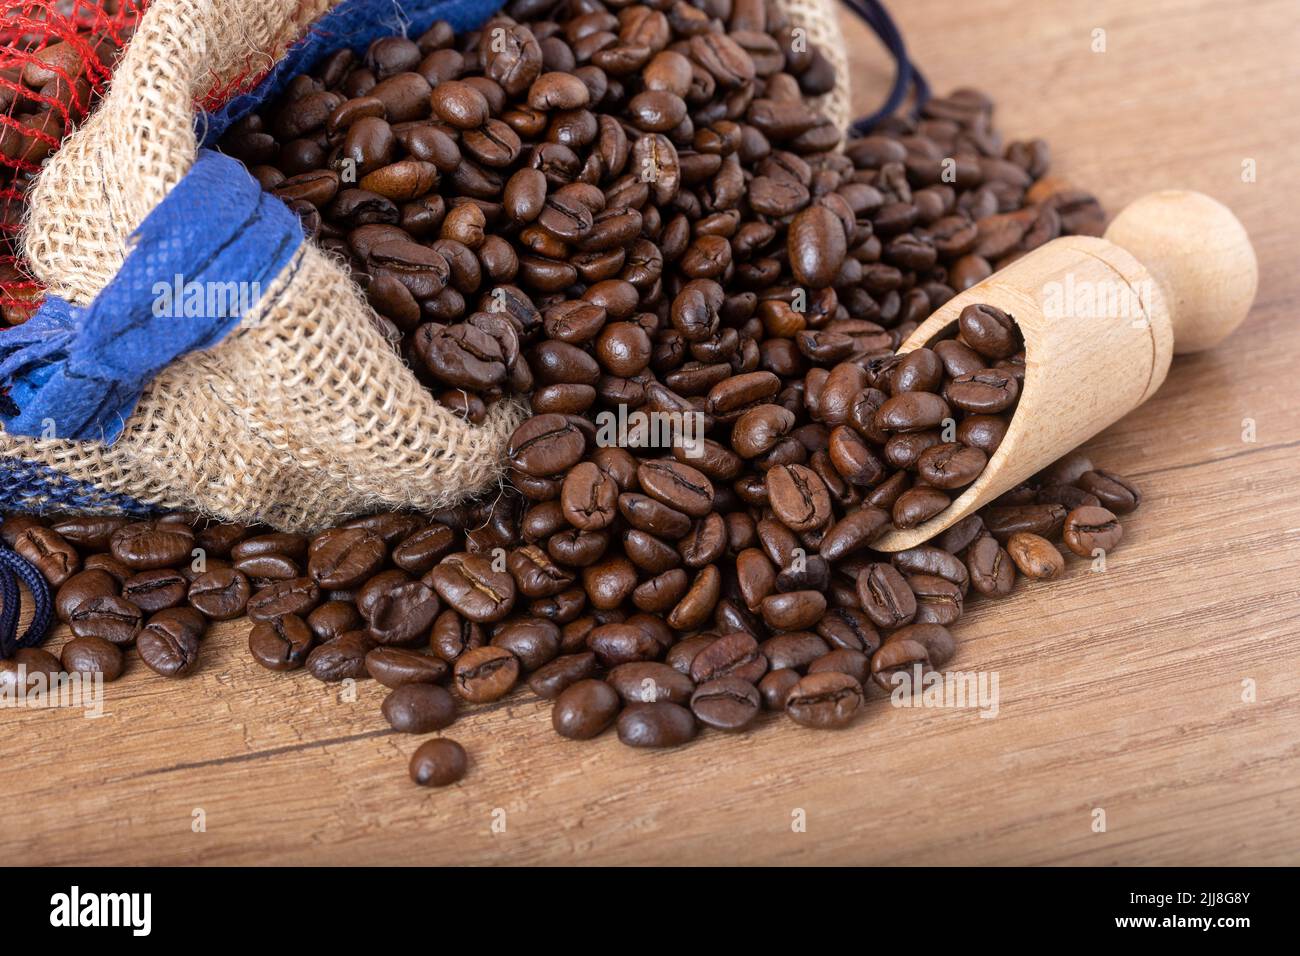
[3,0,1298,865]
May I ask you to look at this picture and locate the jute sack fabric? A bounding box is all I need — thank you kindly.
[3,0,852,533]
[8,0,524,533]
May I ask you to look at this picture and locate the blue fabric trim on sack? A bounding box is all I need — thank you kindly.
[0,454,153,516]
[0,149,303,444]
[198,0,508,146]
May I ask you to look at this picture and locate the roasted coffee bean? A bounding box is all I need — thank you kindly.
[785,672,863,728]
[966,535,1015,597]
[248,614,315,671]
[958,303,1020,359]
[759,590,826,630]
[981,503,1067,542]
[1006,532,1065,580]
[409,738,468,786]
[1062,505,1123,556]
[767,463,832,532]
[452,645,519,701]
[807,648,871,684]
[430,553,516,622]
[552,678,621,739]
[637,460,714,517]
[760,632,830,672]
[365,646,449,688]
[364,576,440,643]
[307,601,364,643]
[383,683,457,732]
[187,568,252,620]
[392,524,456,574]
[893,486,951,529]
[817,607,880,654]
[14,526,80,586]
[617,701,697,748]
[491,617,560,671]
[306,631,376,682]
[110,522,194,571]
[858,563,917,628]
[248,577,322,623]
[431,608,486,662]
[61,635,125,681]
[508,413,587,477]
[1076,470,1141,514]
[607,661,694,705]
[690,676,760,731]
[907,573,964,626]
[120,569,187,613]
[690,631,766,684]
[137,608,206,677]
[68,595,144,646]
[309,527,386,588]
[50,515,129,551]
[55,569,119,624]
[759,668,801,710]
[527,651,598,699]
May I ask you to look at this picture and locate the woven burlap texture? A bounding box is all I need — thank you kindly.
[7,0,524,532]
[778,0,851,133]
[2,0,850,532]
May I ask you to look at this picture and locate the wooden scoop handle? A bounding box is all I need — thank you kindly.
[871,190,1257,553]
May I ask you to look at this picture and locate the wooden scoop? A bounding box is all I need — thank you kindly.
[872,190,1258,552]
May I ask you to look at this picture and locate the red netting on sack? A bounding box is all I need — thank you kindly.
[0,0,147,325]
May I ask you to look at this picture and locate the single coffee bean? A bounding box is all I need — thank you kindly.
[365,646,449,688]
[110,522,195,571]
[856,563,917,628]
[305,631,376,682]
[807,648,871,684]
[187,567,252,620]
[527,651,598,699]
[1006,532,1064,580]
[607,661,695,705]
[617,701,697,748]
[248,577,322,623]
[1076,470,1141,514]
[552,678,621,739]
[383,683,457,732]
[429,553,516,622]
[55,569,118,624]
[767,463,832,532]
[966,535,1015,597]
[691,676,761,731]
[784,672,864,728]
[68,595,144,645]
[14,525,80,586]
[120,569,187,613]
[137,608,206,677]
[759,668,801,710]
[690,631,766,684]
[1062,505,1123,556]
[409,738,468,786]
[307,600,364,643]
[248,614,316,671]
[309,527,387,588]
[452,645,519,702]
[61,635,125,681]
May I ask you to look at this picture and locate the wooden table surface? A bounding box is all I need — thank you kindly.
[4,0,1298,866]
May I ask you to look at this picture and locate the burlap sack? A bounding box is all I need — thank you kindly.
[1,0,852,533]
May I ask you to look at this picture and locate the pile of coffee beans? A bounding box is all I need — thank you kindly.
[2,448,1140,784]
[217,3,1101,425]
[1,5,1133,788]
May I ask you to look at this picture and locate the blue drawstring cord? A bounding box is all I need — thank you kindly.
[841,0,931,134]
[0,544,54,659]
